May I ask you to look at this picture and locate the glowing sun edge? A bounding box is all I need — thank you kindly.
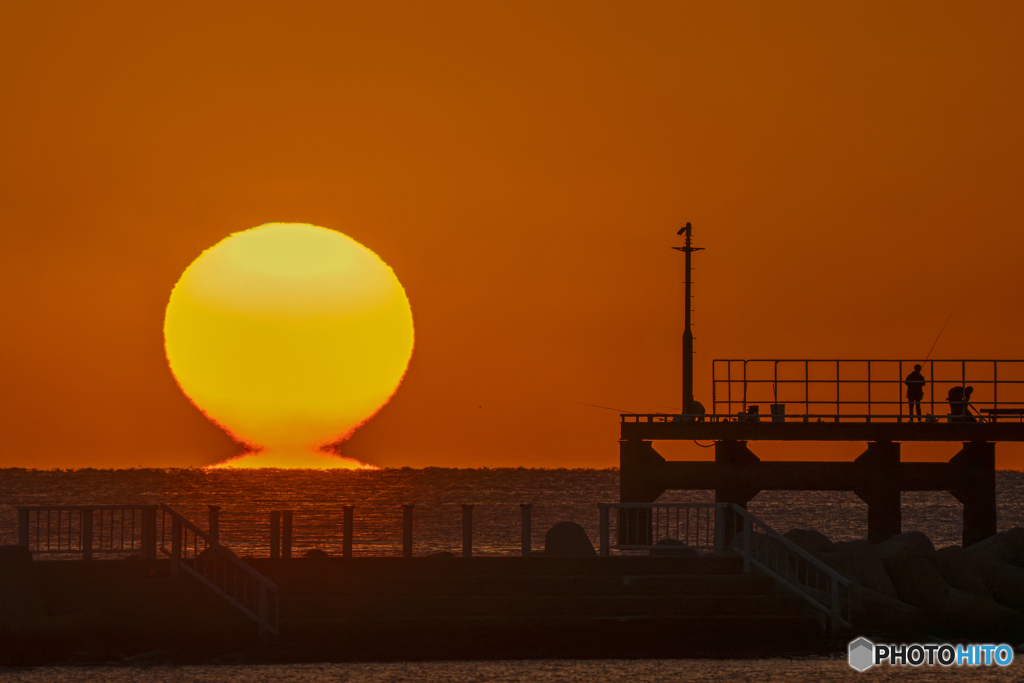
[164,223,412,471]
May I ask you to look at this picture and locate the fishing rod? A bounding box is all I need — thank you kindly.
[923,307,956,363]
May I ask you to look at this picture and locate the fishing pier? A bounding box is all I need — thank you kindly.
[621,225,1024,549]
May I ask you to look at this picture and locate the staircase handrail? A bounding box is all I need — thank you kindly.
[159,503,280,637]
[730,503,852,631]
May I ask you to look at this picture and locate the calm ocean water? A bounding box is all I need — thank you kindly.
[3,468,1024,555]
[3,468,1024,681]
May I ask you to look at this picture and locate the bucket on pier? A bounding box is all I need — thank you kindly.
[770,403,786,423]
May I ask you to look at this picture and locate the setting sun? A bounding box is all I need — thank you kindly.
[164,223,414,468]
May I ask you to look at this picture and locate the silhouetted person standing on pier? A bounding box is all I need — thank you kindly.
[905,364,926,422]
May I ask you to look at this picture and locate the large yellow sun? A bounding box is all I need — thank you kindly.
[164,223,414,468]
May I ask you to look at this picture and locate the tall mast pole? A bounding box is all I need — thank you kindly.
[673,222,703,413]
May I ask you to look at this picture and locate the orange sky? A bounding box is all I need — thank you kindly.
[3,1,1024,469]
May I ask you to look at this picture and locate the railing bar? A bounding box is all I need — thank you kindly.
[867,360,872,422]
[931,360,936,417]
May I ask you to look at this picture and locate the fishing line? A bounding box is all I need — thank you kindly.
[572,401,639,414]
[924,307,956,362]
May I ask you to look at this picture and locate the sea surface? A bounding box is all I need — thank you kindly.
[3,468,1024,681]
[3,468,1024,556]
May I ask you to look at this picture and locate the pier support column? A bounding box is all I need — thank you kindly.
[714,441,761,549]
[619,440,666,546]
[950,442,997,547]
[620,439,668,502]
[713,441,761,508]
[853,442,902,544]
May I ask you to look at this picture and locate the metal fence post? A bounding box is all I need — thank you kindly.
[270,511,280,559]
[343,506,354,559]
[171,518,182,578]
[402,505,414,558]
[282,510,293,559]
[520,504,532,557]
[82,509,94,561]
[898,360,903,423]
[461,504,473,558]
[18,509,29,549]
[208,505,220,545]
[141,506,157,559]
[599,505,610,556]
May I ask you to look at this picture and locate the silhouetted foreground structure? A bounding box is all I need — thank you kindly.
[9,501,1024,664]
[1,551,835,664]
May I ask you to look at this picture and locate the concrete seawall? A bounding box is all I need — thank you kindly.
[6,540,1024,665]
[2,550,831,664]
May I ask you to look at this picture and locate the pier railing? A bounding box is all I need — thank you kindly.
[16,505,157,559]
[730,503,852,632]
[704,359,1024,423]
[597,503,721,552]
[597,502,851,632]
[159,504,280,637]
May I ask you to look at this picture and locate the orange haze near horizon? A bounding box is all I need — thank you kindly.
[3,1,1024,470]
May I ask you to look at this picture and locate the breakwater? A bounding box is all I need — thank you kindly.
[1,550,834,665]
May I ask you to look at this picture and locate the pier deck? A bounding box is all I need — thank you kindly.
[620,419,1024,442]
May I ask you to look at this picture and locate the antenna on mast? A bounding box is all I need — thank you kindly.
[673,222,704,415]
